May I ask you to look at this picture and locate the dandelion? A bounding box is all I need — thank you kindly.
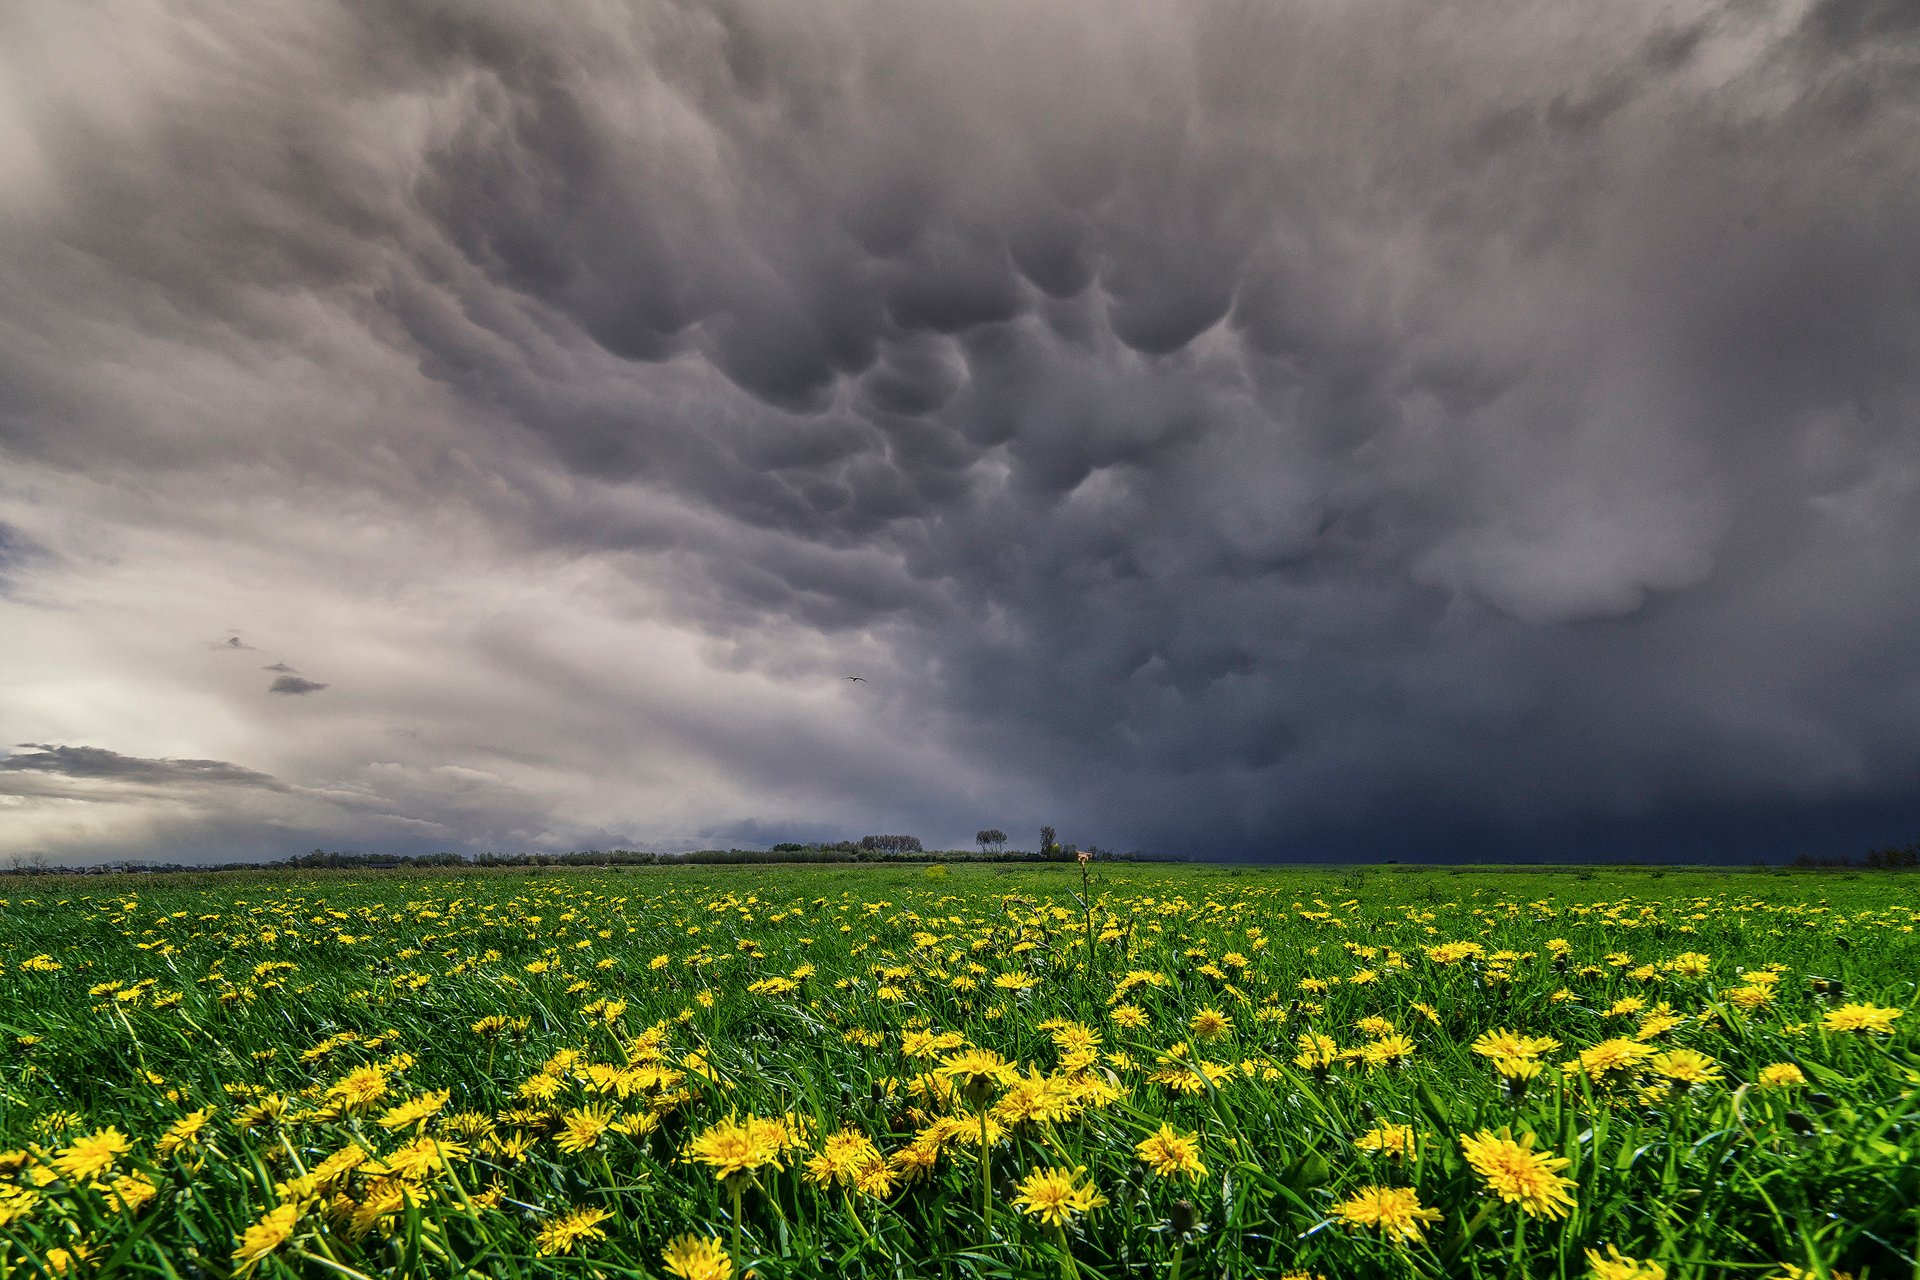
[1331,1185,1441,1243]
[936,1047,1018,1101]
[1458,1129,1578,1219]
[1586,1244,1667,1280]
[1650,1049,1722,1089]
[535,1205,613,1256]
[1353,1124,1416,1159]
[1757,1062,1807,1089]
[1821,1003,1902,1034]
[53,1127,131,1182]
[685,1116,786,1181]
[1471,1029,1560,1059]
[106,1171,158,1214]
[804,1128,892,1195]
[555,1103,617,1154]
[0,1184,40,1226]
[662,1235,734,1280]
[1565,1037,1656,1086]
[376,1089,450,1131]
[1189,1008,1233,1041]
[232,1203,302,1273]
[1135,1124,1207,1181]
[1012,1165,1107,1227]
[327,1066,389,1110]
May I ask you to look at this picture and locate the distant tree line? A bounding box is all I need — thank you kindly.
[0,833,1160,877]
[1790,839,1920,871]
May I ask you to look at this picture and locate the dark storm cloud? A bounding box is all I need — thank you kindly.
[1,745,283,791]
[268,675,329,696]
[2,0,1918,861]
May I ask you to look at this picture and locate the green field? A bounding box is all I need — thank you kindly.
[0,863,1914,1280]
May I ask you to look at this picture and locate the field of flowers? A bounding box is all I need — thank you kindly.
[0,862,1914,1280]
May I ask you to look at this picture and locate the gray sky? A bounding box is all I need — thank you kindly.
[2,0,1917,863]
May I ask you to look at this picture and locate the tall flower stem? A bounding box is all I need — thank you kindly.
[726,1174,745,1270]
[978,1105,994,1240]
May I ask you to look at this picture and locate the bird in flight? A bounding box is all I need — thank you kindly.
[843,676,866,683]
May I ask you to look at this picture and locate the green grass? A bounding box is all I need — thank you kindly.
[0,862,1915,1279]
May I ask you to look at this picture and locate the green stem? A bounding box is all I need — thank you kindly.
[979,1106,994,1241]
[1169,1238,1184,1280]
[728,1177,744,1270]
[1050,1221,1079,1280]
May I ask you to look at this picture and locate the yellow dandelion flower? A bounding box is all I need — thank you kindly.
[53,1127,131,1182]
[1821,1003,1901,1034]
[555,1103,617,1154]
[1135,1123,1207,1180]
[1650,1049,1721,1088]
[1756,1062,1807,1089]
[1354,1124,1416,1159]
[1458,1129,1578,1219]
[1331,1184,1441,1243]
[1011,1165,1107,1227]
[661,1234,733,1280]
[1586,1244,1667,1280]
[685,1116,786,1180]
[1189,1008,1233,1041]
[535,1205,613,1256]
[232,1203,302,1273]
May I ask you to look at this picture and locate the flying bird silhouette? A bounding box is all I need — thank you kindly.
[843,676,866,683]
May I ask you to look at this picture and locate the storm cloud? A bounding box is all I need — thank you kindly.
[1,0,1917,862]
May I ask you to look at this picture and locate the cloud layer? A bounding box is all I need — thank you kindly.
[1,0,1917,862]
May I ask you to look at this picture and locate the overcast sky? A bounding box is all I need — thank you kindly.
[2,0,1917,864]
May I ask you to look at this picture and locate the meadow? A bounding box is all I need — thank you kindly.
[0,862,1914,1280]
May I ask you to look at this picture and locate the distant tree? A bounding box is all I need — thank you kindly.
[859,835,924,854]
[1039,826,1058,858]
[976,829,1007,854]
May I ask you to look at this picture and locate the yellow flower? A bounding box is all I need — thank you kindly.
[661,1234,734,1280]
[1650,1049,1721,1088]
[535,1205,613,1256]
[1354,1124,1416,1159]
[1471,1029,1561,1059]
[555,1103,617,1154]
[685,1116,786,1180]
[1821,1003,1901,1034]
[1586,1244,1667,1280]
[1011,1165,1107,1227]
[804,1128,893,1195]
[232,1203,302,1273]
[1756,1062,1807,1089]
[1458,1129,1578,1219]
[376,1089,450,1131]
[53,1127,131,1182]
[327,1066,390,1110]
[44,1245,91,1277]
[1189,1008,1233,1041]
[0,1183,41,1226]
[1565,1037,1656,1085]
[156,1105,215,1159]
[1135,1123,1207,1180]
[1330,1184,1441,1243]
[936,1048,1018,1103]
[106,1171,158,1214]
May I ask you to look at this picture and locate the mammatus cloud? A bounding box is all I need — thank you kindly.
[0,0,1916,863]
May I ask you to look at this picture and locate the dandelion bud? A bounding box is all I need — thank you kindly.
[1170,1198,1199,1237]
